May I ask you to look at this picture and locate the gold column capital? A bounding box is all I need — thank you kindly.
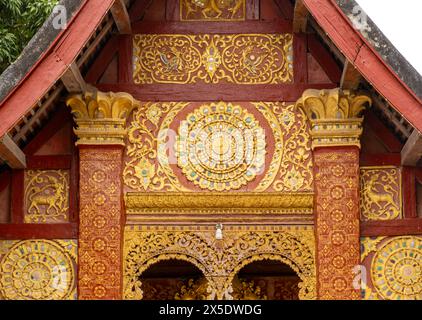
[66,91,140,146]
[296,88,371,149]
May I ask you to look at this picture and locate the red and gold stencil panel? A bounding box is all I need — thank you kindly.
[313,147,361,300]
[78,147,124,300]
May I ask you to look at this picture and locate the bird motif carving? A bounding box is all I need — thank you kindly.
[159,48,184,73]
[241,46,267,75]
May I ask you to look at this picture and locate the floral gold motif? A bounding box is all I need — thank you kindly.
[24,170,69,223]
[133,34,293,84]
[0,240,77,300]
[371,236,422,300]
[360,167,402,221]
[176,102,266,191]
[181,0,246,21]
[124,102,313,193]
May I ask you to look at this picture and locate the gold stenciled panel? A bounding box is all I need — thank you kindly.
[360,167,402,221]
[123,101,313,194]
[133,34,293,84]
[0,239,77,300]
[361,236,422,300]
[180,0,246,21]
[24,170,70,223]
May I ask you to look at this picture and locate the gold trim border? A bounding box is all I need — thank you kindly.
[125,192,314,214]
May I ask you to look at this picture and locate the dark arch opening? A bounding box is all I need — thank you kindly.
[140,259,206,300]
[233,260,300,300]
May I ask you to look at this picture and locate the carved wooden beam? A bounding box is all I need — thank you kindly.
[293,0,308,33]
[0,134,26,169]
[111,0,132,34]
[61,62,87,93]
[340,60,362,90]
[401,129,422,165]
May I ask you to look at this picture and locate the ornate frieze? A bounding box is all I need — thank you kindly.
[296,88,371,149]
[24,170,69,223]
[66,91,140,145]
[0,240,77,300]
[123,225,316,300]
[180,0,246,21]
[123,101,313,193]
[360,167,402,221]
[361,236,422,300]
[124,192,313,215]
[133,34,293,84]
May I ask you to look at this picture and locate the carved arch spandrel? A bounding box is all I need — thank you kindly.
[123,227,316,300]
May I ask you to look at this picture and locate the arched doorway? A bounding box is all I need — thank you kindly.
[139,259,209,300]
[231,260,301,300]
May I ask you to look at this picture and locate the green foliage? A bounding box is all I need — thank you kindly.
[0,0,58,74]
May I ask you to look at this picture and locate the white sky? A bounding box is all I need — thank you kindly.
[356,0,422,75]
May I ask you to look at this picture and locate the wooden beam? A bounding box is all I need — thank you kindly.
[307,34,342,84]
[293,0,308,33]
[364,110,403,153]
[401,129,422,165]
[111,0,132,34]
[0,223,78,240]
[96,82,337,101]
[361,219,422,237]
[340,60,362,90]
[61,62,87,93]
[0,134,26,169]
[129,0,153,22]
[132,19,292,34]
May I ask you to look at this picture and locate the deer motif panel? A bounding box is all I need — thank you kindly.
[360,167,402,221]
[24,170,70,223]
[123,101,313,194]
[133,34,293,84]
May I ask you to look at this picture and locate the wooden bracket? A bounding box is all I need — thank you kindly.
[0,134,26,169]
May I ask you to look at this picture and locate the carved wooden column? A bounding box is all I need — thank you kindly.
[297,89,371,299]
[67,92,139,299]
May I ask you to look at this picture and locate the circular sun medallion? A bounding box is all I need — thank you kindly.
[0,240,74,300]
[372,236,422,300]
[176,102,266,191]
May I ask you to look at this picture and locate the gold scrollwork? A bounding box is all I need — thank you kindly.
[123,226,316,300]
[360,167,402,221]
[24,170,69,223]
[133,34,293,84]
[180,0,246,21]
[124,102,313,193]
[123,102,190,192]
